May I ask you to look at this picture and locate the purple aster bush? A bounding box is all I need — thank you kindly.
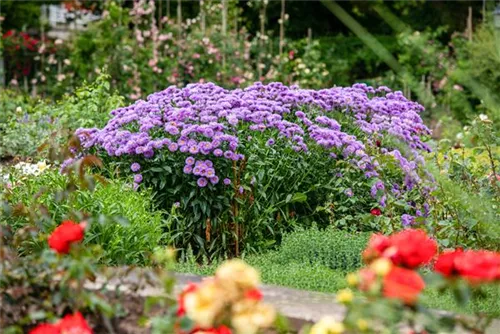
[75,82,432,257]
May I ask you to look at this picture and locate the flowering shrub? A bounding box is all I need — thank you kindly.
[310,228,500,333]
[76,81,431,257]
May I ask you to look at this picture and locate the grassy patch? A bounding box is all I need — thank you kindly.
[175,227,500,317]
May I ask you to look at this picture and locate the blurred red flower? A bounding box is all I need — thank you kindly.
[370,208,382,216]
[434,249,463,277]
[245,288,263,301]
[454,250,500,283]
[58,312,92,334]
[177,282,198,317]
[362,234,391,263]
[383,267,425,305]
[29,323,59,334]
[363,229,437,269]
[48,220,85,254]
[390,229,437,269]
[29,312,92,334]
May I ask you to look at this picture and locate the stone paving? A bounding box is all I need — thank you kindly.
[87,268,500,333]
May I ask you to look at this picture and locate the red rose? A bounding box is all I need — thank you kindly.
[245,288,263,301]
[201,326,232,334]
[2,29,14,39]
[370,208,382,216]
[389,229,437,269]
[48,221,85,254]
[454,250,500,283]
[29,324,59,334]
[434,249,463,277]
[177,282,198,317]
[383,267,425,305]
[362,234,391,263]
[29,312,92,334]
[58,312,92,334]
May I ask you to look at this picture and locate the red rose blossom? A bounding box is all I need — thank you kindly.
[194,326,232,334]
[177,282,198,316]
[454,250,500,283]
[383,267,425,305]
[58,312,92,334]
[245,288,263,301]
[362,234,391,263]
[29,323,59,334]
[370,208,382,216]
[389,229,437,269]
[48,220,85,254]
[29,312,92,334]
[434,249,463,277]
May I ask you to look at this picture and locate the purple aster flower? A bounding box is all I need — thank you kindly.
[209,176,219,184]
[173,201,180,208]
[189,145,200,154]
[213,149,223,157]
[223,151,233,159]
[238,186,244,194]
[134,174,143,183]
[185,156,195,165]
[197,177,208,187]
[401,214,415,227]
[193,165,203,176]
[206,168,215,178]
[183,165,193,174]
[379,195,387,208]
[205,160,213,168]
[266,138,275,146]
[223,178,231,185]
[168,143,178,152]
[344,188,353,197]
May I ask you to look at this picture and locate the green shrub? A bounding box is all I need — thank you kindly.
[3,168,166,265]
[275,226,370,272]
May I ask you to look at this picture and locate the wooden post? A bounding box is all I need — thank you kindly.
[200,0,206,36]
[177,0,182,39]
[222,0,228,69]
[158,0,162,30]
[279,0,285,61]
[258,0,267,80]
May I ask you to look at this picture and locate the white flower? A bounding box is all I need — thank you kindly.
[479,114,488,121]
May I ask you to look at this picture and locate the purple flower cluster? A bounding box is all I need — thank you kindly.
[75,82,430,188]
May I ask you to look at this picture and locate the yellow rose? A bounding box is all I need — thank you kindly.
[216,259,260,290]
[346,273,358,287]
[335,288,353,304]
[231,300,276,334]
[357,318,369,331]
[309,316,345,334]
[184,280,225,328]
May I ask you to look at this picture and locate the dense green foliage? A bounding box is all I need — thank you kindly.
[0,74,123,158]
[3,168,166,265]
